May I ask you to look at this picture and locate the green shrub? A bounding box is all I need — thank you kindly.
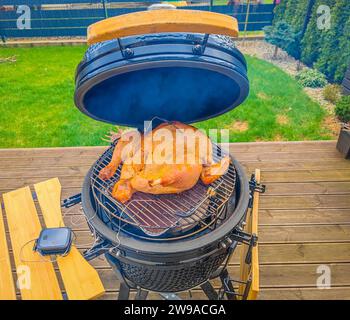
[323,84,342,104]
[272,0,350,83]
[335,96,350,123]
[263,21,297,59]
[296,68,328,88]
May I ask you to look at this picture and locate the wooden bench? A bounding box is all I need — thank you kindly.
[0,178,105,300]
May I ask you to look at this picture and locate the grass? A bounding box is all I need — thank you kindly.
[0,46,332,148]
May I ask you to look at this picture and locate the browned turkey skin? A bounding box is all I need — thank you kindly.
[99,122,230,203]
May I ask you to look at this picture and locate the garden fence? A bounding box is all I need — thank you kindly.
[343,65,350,96]
[0,1,275,39]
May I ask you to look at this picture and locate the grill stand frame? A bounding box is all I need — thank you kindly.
[100,219,258,300]
[103,241,240,300]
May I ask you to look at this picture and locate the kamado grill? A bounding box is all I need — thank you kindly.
[63,6,264,300]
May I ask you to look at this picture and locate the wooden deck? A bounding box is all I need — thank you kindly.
[1,140,350,300]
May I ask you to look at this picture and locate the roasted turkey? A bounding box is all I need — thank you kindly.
[99,122,230,203]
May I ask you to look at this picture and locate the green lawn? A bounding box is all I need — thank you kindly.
[0,46,332,148]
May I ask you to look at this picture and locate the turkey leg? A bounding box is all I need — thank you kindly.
[201,156,230,185]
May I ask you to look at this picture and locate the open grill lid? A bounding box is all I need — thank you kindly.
[74,10,250,129]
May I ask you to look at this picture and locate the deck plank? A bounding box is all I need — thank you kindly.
[0,150,343,166]
[0,140,349,300]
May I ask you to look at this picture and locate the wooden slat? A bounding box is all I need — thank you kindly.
[4,166,350,181]
[0,199,16,300]
[254,243,350,264]
[243,160,350,172]
[0,166,90,179]
[3,172,350,194]
[261,170,350,183]
[0,141,337,158]
[3,158,349,173]
[259,287,350,300]
[258,225,350,243]
[34,178,105,300]
[260,194,350,210]
[259,209,350,226]
[263,182,350,195]
[0,141,336,164]
[0,149,343,163]
[238,169,260,299]
[248,168,260,300]
[3,187,62,300]
[2,159,350,175]
[3,163,350,177]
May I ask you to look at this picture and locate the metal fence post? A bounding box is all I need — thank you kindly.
[102,0,108,18]
[243,0,251,41]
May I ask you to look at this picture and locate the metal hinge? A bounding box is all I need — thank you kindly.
[244,233,258,265]
[230,229,257,246]
[229,229,258,265]
[249,174,266,193]
[248,174,266,208]
[61,193,82,208]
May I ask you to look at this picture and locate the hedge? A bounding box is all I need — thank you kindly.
[273,0,350,83]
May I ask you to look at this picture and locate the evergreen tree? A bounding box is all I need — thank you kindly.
[270,0,350,83]
[264,20,296,59]
[335,15,350,82]
[314,0,350,82]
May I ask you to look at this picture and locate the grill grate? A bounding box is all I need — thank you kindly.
[90,143,237,239]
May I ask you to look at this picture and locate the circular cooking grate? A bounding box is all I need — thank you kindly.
[90,143,237,240]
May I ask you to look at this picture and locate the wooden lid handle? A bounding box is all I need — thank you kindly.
[87,9,239,45]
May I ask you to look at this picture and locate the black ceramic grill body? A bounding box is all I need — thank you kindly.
[82,153,249,292]
[74,33,249,129]
[75,32,251,293]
